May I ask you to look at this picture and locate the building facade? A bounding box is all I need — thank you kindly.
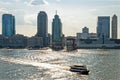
[77,27,97,39]
[0,34,27,48]
[8,34,27,48]
[112,14,117,39]
[52,12,64,50]
[2,14,15,37]
[82,27,89,33]
[36,11,48,47]
[0,35,9,48]
[27,36,43,48]
[97,16,110,39]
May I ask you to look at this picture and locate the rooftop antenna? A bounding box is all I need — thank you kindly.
[56,10,57,15]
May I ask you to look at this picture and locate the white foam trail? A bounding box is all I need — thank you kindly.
[0,56,70,70]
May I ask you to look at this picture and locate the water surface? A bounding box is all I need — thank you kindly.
[0,49,120,80]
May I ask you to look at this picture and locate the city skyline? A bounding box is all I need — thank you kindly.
[0,0,120,38]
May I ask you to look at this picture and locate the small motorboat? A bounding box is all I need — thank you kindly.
[69,65,89,75]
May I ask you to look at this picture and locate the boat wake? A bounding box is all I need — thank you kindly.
[0,55,77,79]
[0,49,89,80]
[0,55,69,69]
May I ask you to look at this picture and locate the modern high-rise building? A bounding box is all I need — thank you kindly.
[52,12,63,50]
[36,11,48,47]
[13,16,15,35]
[112,14,117,39]
[2,14,15,37]
[97,16,110,39]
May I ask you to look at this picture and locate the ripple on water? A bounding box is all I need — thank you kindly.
[0,49,120,80]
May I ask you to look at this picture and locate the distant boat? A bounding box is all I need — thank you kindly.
[69,65,89,75]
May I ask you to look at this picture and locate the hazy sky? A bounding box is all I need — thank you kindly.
[0,0,120,38]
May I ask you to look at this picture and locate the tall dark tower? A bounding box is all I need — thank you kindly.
[37,11,48,47]
[52,11,64,50]
[2,14,16,37]
[112,14,117,39]
[13,16,15,35]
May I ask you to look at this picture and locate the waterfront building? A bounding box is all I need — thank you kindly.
[77,27,89,39]
[97,16,110,39]
[2,14,15,37]
[36,11,48,47]
[52,11,64,50]
[27,36,43,48]
[82,27,89,33]
[89,33,97,39]
[112,14,117,39]
[77,27,97,39]
[77,33,89,39]
[0,35,9,48]
[8,34,27,48]
[0,34,27,48]
[76,37,120,49]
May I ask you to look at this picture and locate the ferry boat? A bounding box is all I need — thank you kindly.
[69,65,89,75]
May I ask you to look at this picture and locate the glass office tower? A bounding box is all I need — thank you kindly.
[97,16,110,39]
[2,14,15,37]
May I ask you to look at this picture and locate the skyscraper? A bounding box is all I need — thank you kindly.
[2,14,15,37]
[97,16,110,39]
[13,16,15,35]
[52,12,63,50]
[112,14,117,39]
[36,11,48,47]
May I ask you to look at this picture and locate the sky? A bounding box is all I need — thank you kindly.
[0,0,120,38]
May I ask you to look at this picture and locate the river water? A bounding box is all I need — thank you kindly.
[0,49,120,80]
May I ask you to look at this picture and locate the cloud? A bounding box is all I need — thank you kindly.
[0,1,12,6]
[88,8,97,12]
[24,14,36,25]
[0,0,20,3]
[0,7,9,14]
[25,0,48,6]
[56,0,61,2]
[15,0,21,2]
[24,0,61,6]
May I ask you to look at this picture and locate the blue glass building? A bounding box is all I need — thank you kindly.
[97,16,110,39]
[2,14,15,37]
[52,13,62,42]
[52,12,64,50]
[37,11,48,47]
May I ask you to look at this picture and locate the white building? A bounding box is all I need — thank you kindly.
[77,27,97,39]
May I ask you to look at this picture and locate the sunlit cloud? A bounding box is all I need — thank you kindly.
[56,0,61,2]
[0,7,9,14]
[24,14,36,25]
[31,0,48,5]
[89,9,97,12]
[25,0,48,6]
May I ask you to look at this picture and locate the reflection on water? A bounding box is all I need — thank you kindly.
[0,49,120,80]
